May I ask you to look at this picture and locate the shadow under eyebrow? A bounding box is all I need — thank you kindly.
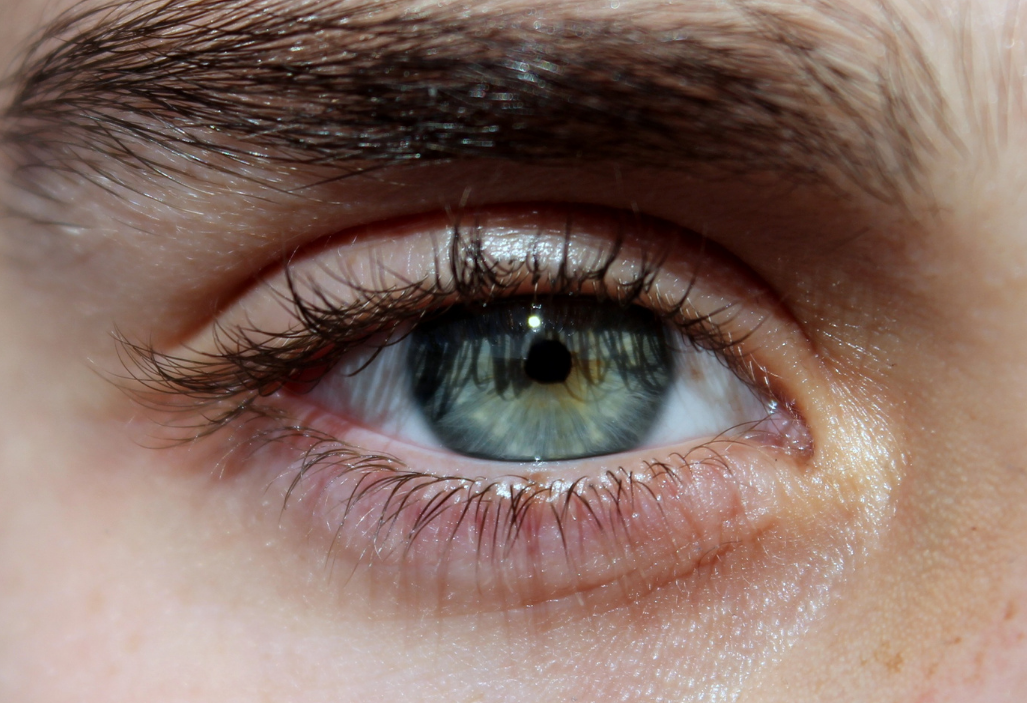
[3,0,948,205]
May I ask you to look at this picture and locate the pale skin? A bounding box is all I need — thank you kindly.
[1,0,1027,702]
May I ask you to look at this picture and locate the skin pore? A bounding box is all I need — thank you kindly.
[2,0,1027,702]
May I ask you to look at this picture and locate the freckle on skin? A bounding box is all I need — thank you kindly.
[873,642,904,674]
[971,649,986,683]
[885,651,904,674]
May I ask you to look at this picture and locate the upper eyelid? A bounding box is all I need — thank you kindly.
[117,208,786,423]
[122,217,711,381]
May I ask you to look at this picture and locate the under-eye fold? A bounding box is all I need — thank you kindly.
[122,204,819,612]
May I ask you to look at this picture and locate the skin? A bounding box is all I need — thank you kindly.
[1,0,1027,702]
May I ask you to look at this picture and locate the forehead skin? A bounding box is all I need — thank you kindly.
[1,1,1027,703]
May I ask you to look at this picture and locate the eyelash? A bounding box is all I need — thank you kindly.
[118,214,801,608]
[121,217,762,432]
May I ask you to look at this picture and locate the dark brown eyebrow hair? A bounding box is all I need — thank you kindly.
[2,0,948,205]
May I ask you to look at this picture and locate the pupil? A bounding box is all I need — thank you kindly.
[524,339,573,384]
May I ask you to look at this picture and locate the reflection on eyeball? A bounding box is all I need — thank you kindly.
[311,297,768,464]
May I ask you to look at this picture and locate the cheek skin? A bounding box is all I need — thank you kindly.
[738,200,1027,701]
[0,410,420,702]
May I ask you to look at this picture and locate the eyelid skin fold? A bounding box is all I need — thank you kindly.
[121,204,878,615]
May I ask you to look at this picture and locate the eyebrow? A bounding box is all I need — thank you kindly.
[3,0,947,205]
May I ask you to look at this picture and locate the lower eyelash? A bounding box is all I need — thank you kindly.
[215,402,804,611]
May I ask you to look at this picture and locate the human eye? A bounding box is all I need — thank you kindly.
[123,204,826,613]
[4,1,930,698]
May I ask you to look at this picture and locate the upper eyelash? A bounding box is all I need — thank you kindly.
[118,217,754,427]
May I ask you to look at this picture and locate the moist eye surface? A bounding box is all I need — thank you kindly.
[408,298,674,461]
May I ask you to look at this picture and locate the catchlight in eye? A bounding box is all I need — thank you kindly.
[408,298,674,462]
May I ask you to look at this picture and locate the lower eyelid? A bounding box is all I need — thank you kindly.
[224,399,806,613]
